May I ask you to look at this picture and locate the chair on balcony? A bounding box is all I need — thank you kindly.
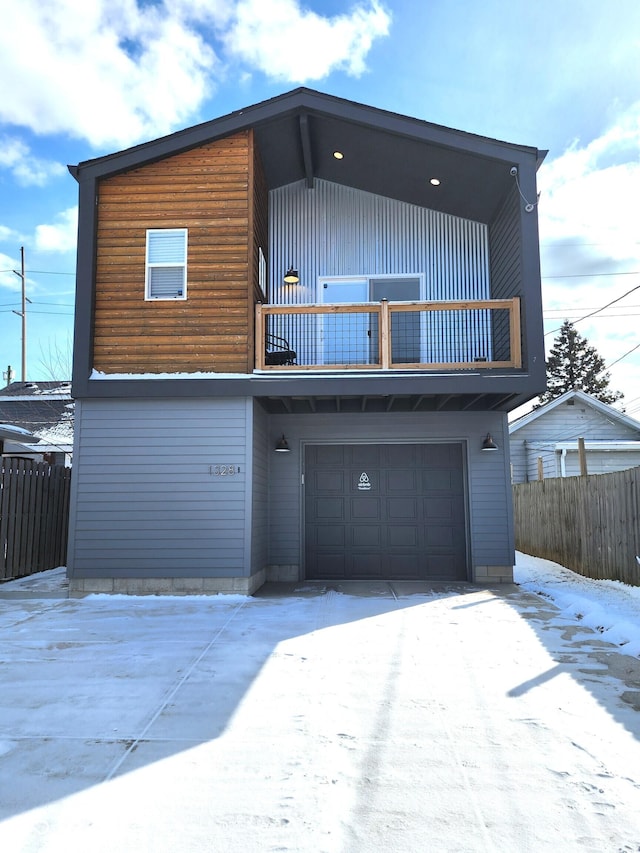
[265,333,297,366]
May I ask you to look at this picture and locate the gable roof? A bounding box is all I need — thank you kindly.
[509,390,640,435]
[69,88,546,225]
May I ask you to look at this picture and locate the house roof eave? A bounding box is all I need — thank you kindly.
[69,88,546,224]
[509,389,640,435]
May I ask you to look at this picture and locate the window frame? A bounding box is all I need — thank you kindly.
[145,228,188,301]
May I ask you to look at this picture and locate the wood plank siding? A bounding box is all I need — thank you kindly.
[93,130,267,374]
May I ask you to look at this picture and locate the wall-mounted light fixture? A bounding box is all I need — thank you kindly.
[481,433,498,452]
[284,267,299,284]
[275,434,291,452]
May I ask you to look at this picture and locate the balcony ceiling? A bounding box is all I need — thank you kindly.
[254,111,526,224]
[259,391,523,415]
[72,88,545,226]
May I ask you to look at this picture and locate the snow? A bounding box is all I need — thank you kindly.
[0,556,639,851]
[89,369,464,381]
[515,551,640,658]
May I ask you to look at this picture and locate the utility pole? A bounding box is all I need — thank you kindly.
[12,246,26,382]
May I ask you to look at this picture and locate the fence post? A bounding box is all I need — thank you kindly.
[537,457,544,481]
[578,437,588,476]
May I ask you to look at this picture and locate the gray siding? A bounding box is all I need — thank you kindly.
[489,186,521,300]
[68,399,514,583]
[269,179,489,304]
[68,397,253,578]
[267,411,512,576]
[510,399,640,482]
[489,186,522,364]
[251,401,269,574]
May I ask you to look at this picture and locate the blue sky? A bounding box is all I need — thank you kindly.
[1,0,639,413]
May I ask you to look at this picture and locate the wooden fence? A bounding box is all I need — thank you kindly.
[513,467,640,585]
[0,458,71,581]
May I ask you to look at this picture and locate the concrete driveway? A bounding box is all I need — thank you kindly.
[0,574,639,852]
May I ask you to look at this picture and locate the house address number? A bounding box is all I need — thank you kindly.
[209,464,241,476]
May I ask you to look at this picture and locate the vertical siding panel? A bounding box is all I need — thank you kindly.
[269,179,489,305]
[269,179,490,362]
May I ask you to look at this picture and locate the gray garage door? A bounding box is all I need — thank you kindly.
[304,443,468,581]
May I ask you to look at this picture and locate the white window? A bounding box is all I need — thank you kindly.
[145,228,187,300]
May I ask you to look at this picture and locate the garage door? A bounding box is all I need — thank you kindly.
[304,443,467,581]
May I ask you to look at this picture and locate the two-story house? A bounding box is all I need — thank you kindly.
[66,88,546,595]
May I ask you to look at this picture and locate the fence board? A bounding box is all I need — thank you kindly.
[513,467,640,586]
[0,458,71,580]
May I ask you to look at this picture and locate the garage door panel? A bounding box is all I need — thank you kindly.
[387,497,418,519]
[350,498,381,519]
[386,445,418,466]
[424,497,465,522]
[386,554,421,578]
[315,471,345,492]
[387,525,419,547]
[314,497,345,519]
[351,553,383,576]
[314,526,346,547]
[351,525,381,547]
[426,525,456,547]
[426,555,467,581]
[387,469,418,492]
[305,443,468,581]
[351,445,381,467]
[312,445,346,466]
[422,469,459,492]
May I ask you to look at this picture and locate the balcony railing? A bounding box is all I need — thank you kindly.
[255,298,521,371]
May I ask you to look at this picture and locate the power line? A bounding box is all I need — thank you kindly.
[605,342,640,370]
[544,283,640,336]
[545,312,640,321]
[544,303,640,313]
[0,268,74,276]
[542,271,640,279]
[541,240,640,247]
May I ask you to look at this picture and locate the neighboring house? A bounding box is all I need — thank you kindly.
[509,389,640,482]
[66,88,546,595]
[0,381,74,466]
[0,422,40,456]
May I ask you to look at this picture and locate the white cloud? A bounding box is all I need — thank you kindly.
[0,1,218,149]
[539,101,640,257]
[35,207,78,254]
[0,224,24,243]
[0,136,66,186]
[536,100,640,404]
[0,251,22,292]
[223,0,392,83]
[0,0,391,150]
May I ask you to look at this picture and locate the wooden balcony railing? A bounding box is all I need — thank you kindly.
[255,298,521,371]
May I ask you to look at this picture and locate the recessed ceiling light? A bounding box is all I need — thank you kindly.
[333,151,344,160]
[430,177,441,186]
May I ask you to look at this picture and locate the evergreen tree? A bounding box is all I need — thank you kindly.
[538,320,623,406]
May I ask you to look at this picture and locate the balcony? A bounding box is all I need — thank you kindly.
[256,298,521,372]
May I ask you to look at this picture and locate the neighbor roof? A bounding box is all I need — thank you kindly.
[69,88,546,225]
[0,381,73,442]
[509,389,640,435]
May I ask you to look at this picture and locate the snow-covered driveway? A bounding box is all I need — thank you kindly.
[0,562,639,852]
